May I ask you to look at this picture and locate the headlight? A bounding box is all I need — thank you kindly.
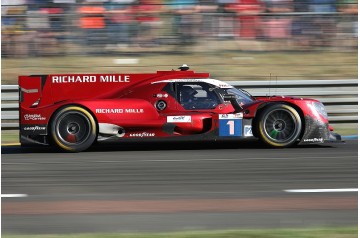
[312,102,328,119]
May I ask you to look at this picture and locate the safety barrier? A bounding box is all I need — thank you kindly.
[2,79,357,130]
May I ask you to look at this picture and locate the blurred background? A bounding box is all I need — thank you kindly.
[2,0,358,56]
[1,0,358,73]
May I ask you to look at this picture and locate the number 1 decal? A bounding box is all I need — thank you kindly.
[227,120,235,135]
[219,116,242,137]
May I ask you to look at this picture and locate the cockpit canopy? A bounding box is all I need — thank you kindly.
[160,79,255,110]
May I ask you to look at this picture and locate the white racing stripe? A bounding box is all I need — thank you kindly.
[1,194,28,198]
[284,188,358,193]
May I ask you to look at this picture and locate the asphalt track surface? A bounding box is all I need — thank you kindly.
[2,139,358,235]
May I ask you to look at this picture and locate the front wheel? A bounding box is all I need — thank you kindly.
[256,104,302,147]
[51,106,97,152]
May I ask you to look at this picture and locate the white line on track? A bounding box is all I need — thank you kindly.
[1,194,28,198]
[284,188,358,193]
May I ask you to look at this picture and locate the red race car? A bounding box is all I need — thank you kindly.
[19,65,341,152]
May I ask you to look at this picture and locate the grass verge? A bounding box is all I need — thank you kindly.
[2,227,358,238]
[2,130,19,145]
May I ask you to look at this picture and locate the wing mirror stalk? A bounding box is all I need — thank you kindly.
[223,94,242,113]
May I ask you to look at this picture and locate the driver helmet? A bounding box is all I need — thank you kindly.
[181,86,198,103]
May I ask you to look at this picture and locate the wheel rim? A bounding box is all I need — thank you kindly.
[263,108,299,143]
[56,111,92,145]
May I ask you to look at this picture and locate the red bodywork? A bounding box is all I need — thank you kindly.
[19,69,333,148]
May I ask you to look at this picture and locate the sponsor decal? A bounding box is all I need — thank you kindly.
[303,138,324,143]
[129,132,156,137]
[218,84,230,88]
[51,75,130,83]
[167,116,192,123]
[99,75,130,83]
[96,108,144,114]
[219,113,243,119]
[21,124,47,135]
[124,109,143,113]
[244,125,253,137]
[24,114,46,121]
[23,125,46,132]
[219,114,229,119]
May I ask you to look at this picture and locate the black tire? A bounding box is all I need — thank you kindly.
[256,104,302,147]
[51,106,97,152]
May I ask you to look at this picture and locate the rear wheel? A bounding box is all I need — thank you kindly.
[51,106,97,152]
[257,104,302,147]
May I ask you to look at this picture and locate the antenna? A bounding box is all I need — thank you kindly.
[268,73,272,98]
[275,75,278,95]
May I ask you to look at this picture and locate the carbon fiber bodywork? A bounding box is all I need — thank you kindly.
[299,115,331,144]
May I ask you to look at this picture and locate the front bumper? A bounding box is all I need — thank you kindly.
[325,131,343,143]
[299,115,342,145]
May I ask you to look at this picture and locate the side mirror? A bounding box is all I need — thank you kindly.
[223,94,242,113]
[223,94,237,101]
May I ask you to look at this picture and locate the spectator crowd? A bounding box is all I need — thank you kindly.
[1,0,358,57]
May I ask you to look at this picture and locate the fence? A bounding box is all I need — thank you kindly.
[1,79,357,130]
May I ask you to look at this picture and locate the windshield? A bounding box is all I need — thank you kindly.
[218,87,254,106]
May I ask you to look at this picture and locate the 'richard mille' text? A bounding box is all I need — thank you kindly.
[51,75,130,83]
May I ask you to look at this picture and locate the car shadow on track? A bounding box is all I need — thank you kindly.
[2,138,335,154]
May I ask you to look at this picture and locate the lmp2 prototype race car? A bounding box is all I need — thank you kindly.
[19,65,341,152]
